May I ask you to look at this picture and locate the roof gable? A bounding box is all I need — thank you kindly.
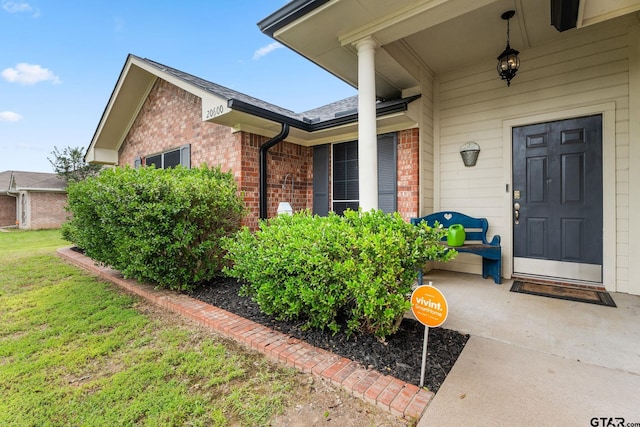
[85,54,419,165]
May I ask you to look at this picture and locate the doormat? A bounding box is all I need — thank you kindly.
[510,281,616,307]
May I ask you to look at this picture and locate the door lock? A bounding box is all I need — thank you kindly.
[514,202,520,224]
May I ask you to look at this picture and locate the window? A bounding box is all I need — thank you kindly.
[328,134,397,215]
[332,141,359,214]
[139,144,191,169]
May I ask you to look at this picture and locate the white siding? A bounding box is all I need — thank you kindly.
[422,15,636,291]
[420,69,435,213]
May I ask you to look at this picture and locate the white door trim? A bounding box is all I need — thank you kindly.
[502,102,616,291]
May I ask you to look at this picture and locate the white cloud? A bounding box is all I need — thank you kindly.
[0,111,23,122]
[2,1,31,13]
[253,42,283,60]
[2,1,38,16]
[1,63,61,85]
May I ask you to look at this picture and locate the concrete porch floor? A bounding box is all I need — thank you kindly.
[417,270,640,426]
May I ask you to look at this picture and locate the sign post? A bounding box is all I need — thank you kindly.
[411,282,448,388]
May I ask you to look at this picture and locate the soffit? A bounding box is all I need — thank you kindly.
[270,0,640,97]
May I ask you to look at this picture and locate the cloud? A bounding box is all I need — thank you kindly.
[253,42,283,60]
[2,1,39,16]
[1,63,61,85]
[0,111,23,122]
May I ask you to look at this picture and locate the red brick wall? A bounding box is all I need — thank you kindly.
[0,195,16,227]
[237,133,313,230]
[397,128,420,221]
[119,79,242,175]
[29,192,68,229]
[117,79,419,229]
[118,79,313,229]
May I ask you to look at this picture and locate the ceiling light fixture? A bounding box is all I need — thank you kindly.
[497,10,520,87]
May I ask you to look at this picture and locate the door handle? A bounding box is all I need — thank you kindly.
[514,202,520,224]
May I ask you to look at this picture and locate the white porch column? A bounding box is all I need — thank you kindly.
[356,37,378,211]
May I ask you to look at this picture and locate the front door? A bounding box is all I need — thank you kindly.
[512,115,603,283]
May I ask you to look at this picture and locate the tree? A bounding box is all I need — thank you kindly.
[48,146,103,183]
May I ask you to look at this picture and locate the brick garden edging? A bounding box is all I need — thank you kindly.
[57,247,434,421]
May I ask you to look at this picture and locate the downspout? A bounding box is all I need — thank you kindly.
[259,123,290,220]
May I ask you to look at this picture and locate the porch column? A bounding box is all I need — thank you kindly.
[356,37,378,211]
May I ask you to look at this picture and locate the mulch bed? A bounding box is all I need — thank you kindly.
[188,277,469,393]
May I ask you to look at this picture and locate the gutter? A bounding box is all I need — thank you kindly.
[258,0,329,37]
[259,123,290,220]
[228,95,420,133]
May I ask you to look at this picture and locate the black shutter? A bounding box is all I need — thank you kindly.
[313,144,329,216]
[377,133,397,213]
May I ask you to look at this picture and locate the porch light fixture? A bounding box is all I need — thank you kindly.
[460,142,480,167]
[497,10,520,87]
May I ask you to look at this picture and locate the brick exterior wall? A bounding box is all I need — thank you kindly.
[397,128,420,221]
[0,195,16,227]
[118,79,419,229]
[28,192,68,230]
[118,79,313,229]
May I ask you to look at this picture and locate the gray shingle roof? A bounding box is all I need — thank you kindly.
[0,171,66,192]
[142,57,301,120]
[138,56,419,131]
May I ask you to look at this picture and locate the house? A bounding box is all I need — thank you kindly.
[0,171,68,230]
[84,54,421,229]
[256,0,640,297]
[85,0,640,296]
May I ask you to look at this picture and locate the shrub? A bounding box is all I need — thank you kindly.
[64,166,245,291]
[223,209,455,339]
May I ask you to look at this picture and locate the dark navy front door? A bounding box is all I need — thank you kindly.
[512,115,603,282]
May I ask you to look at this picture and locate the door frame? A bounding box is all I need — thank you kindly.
[502,102,616,291]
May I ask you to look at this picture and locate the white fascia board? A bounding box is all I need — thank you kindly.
[17,188,67,193]
[201,94,233,122]
[86,147,118,165]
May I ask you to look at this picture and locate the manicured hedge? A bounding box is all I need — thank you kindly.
[63,166,245,291]
[223,209,455,339]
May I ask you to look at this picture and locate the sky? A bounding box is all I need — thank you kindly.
[0,1,357,173]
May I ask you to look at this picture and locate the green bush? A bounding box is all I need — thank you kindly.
[64,166,245,291]
[223,209,455,339]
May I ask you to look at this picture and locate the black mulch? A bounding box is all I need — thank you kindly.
[188,277,469,393]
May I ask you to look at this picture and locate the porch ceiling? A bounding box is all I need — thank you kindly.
[267,0,640,98]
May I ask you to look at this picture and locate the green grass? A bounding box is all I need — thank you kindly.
[0,230,297,426]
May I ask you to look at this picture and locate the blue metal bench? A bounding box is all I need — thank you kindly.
[411,211,502,284]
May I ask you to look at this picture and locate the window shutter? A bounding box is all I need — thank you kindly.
[134,156,142,169]
[377,133,397,213]
[313,144,329,216]
[180,144,191,169]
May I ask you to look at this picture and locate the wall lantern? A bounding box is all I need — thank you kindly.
[460,142,480,167]
[277,201,293,215]
[497,10,520,87]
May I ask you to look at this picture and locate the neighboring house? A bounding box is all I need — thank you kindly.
[85,0,640,296]
[0,171,68,230]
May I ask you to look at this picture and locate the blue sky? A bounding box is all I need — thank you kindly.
[0,1,357,173]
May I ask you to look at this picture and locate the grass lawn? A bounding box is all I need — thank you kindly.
[0,229,297,426]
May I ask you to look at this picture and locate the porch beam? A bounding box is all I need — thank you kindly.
[356,37,378,211]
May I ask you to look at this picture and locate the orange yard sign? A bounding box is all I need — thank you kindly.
[411,285,448,327]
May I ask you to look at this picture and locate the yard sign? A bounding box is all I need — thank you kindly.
[410,283,448,388]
